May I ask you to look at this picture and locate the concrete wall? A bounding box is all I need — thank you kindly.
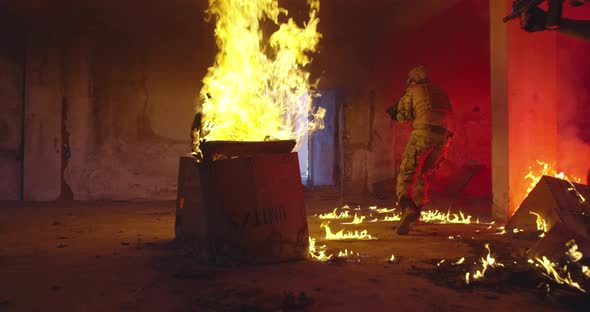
[1,0,216,200]
[0,0,493,201]
[0,19,23,200]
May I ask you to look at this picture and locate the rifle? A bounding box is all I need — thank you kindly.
[503,0,563,29]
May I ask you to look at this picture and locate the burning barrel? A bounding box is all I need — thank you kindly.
[175,140,309,265]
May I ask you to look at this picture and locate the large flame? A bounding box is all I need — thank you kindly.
[198,0,324,146]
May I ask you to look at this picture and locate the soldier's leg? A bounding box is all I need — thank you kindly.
[396,134,426,235]
[396,136,419,202]
[413,139,449,207]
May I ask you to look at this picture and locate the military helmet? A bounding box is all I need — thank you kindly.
[407,66,430,84]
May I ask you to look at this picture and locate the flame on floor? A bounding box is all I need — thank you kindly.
[341,213,366,225]
[369,206,396,214]
[338,249,357,257]
[420,210,476,224]
[382,214,402,222]
[308,237,332,262]
[317,208,351,220]
[320,222,376,240]
[534,256,586,293]
[465,244,503,285]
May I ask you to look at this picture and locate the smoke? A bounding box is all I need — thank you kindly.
[556,36,590,181]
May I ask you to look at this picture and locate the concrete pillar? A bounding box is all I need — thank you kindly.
[490,0,559,221]
[490,0,510,221]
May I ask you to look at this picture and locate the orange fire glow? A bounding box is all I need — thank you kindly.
[196,0,324,150]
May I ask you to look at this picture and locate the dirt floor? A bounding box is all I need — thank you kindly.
[1,194,589,312]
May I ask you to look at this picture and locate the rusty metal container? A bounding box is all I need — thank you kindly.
[200,140,296,161]
[175,150,308,265]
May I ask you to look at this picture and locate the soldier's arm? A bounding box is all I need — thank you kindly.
[556,18,590,41]
[387,89,413,123]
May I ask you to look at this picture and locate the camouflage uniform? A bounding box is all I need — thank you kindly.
[387,67,453,207]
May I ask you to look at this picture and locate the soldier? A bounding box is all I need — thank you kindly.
[386,66,454,235]
[521,0,590,41]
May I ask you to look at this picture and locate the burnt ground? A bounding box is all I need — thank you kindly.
[1,194,589,312]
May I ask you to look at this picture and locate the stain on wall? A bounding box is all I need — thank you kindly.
[0,25,23,200]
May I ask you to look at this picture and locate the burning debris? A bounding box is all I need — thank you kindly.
[320,222,377,240]
[531,240,590,293]
[517,160,584,213]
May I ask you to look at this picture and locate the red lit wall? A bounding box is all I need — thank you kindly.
[556,5,590,181]
[493,1,590,219]
[376,0,492,197]
[506,2,559,216]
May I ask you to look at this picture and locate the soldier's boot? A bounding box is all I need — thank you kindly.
[396,196,420,235]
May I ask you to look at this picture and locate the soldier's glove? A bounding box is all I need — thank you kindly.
[521,7,548,32]
[386,105,398,122]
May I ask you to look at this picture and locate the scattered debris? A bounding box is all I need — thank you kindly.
[282,291,314,309]
[120,241,130,246]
